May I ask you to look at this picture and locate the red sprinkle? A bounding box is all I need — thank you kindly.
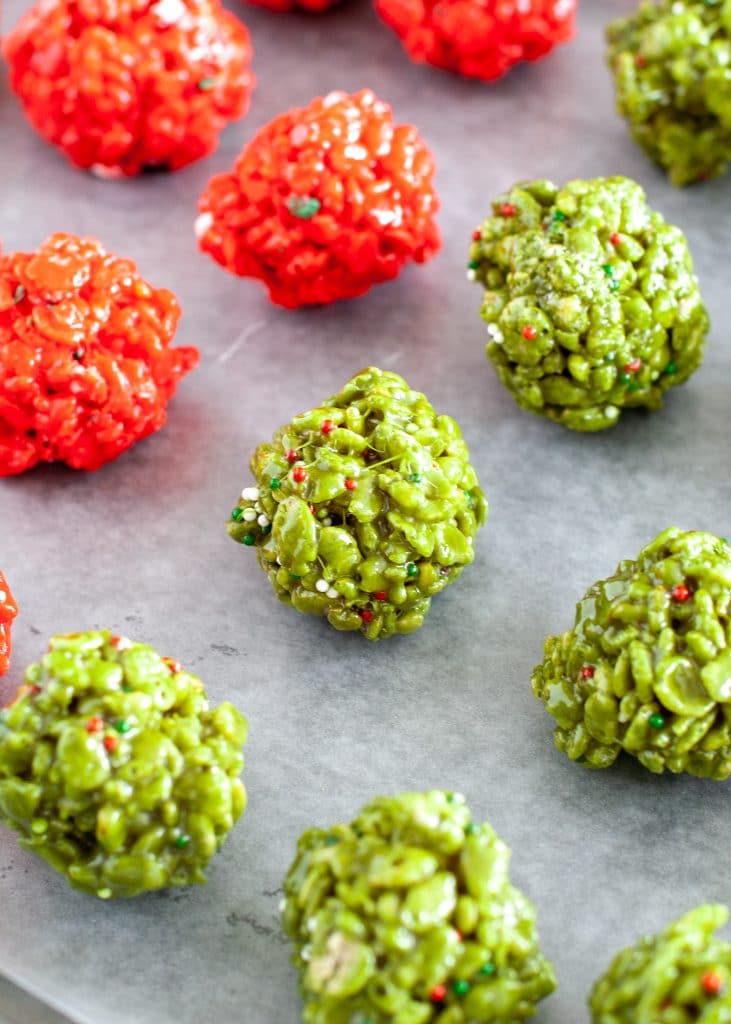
[499,203,517,217]
[103,735,118,753]
[522,325,538,340]
[623,358,642,373]
[672,583,691,602]
[701,970,725,996]
[430,984,447,1004]
[285,449,298,463]
[321,419,335,435]
[163,658,182,674]
[472,229,482,240]
[360,610,374,623]
[373,591,388,601]
[292,466,307,483]
[345,478,357,490]
[85,716,104,734]
[610,233,621,246]
[581,666,595,680]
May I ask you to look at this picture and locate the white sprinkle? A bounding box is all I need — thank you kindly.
[315,579,329,593]
[290,124,309,146]
[467,537,473,545]
[150,0,186,24]
[322,518,332,527]
[604,405,620,419]
[486,322,504,344]
[466,269,477,282]
[257,514,270,527]
[194,212,213,240]
[243,509,257,522]
[241,486,259,501]
[89,164,123,180]
[327,588,339,599]
[278,899,286,913]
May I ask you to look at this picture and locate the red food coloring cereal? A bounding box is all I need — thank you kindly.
[0,234,198,475]
[0,573,18,677]
[374,0,577,82]
[3,0,254,177]
[196,89,440,308]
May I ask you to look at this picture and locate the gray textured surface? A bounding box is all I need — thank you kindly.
[0,1,730,1022]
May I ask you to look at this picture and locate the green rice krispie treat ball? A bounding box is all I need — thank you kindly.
[468,176,709,431]
[228,368,488,640]
[532,528,731,779]
[0,631,248,898]
[282,790,557,1024]
[606,0,731,186]
[590,905,731,1021]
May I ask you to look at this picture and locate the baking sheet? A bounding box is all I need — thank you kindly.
[1,1,730,1021]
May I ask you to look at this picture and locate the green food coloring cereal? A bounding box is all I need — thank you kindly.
[590,905,731,1021]
[606,0,731,186]
[228,368,488,641]
[282,790,556,1023]
[532,528,731,779]
[0,631,248,898]
[468,177,709,431]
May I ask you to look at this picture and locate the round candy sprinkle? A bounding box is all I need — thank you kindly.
[406,563,419,578]
[500,203,517,217]
[453,980,470,996]
[292,467,307,483]
[522,325,538,340]
[649,713,666,730]
[103,735,118,753]
[672,583,691,602]
[360,610,374,623]
[321,419,335,435]
[581,666,595,680]
[175,835,190,849]
[344,478,357,490]
[287,195,321,220]
[701,969,725,995]
[85,717,104,733]
[285,449,298,463]
[243,534,255,546]
[115,720,131,734]
[430,984,447,1003]
[373,591,388,601]
[270,477,281,490]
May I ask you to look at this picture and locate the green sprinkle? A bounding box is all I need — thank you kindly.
[408,473,422,483]
[115,720,130,734]
[552,210,567,222]
[13,285,26,304]
[665,362,677,375]
[324,835,340,846]
[620,373,632,384]
[287,195,321,220]
[289,573,301,580]
[468,259,480,270]
[466,822,478,835]
[175,835,190,848]
[197,77,219,91]
[231,507,243,521]
[479,962,496,976]
[453,980,470,997]
[270,478,281,490]
[602,263,614,275]
[628,382,640,392]
[243,534,255,546]
[406,563,419,579]
[649,713,665,730]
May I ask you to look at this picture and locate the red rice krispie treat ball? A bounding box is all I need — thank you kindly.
[196,89,440,308]
[0,234,199,475]
[3,0,254,176]
[375,0,577,82]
